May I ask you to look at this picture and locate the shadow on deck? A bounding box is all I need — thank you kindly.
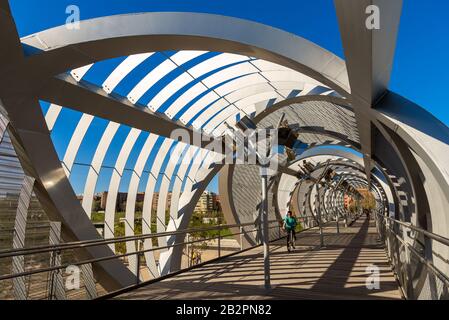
[114,218,402,300]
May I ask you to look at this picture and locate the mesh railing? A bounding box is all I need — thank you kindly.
[376,214,449,300]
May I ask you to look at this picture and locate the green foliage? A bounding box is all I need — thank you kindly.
[114,222,125,254]
[188,210,232,240]
[187,210,231,266]
[90,209,230,255]
[348,200,358,213]
[91,211,104,223]
[92,200,102,212]
[360,190,376,210]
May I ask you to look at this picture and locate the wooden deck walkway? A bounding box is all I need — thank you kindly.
[115,218,403,300]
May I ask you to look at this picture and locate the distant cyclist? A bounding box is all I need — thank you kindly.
[283,211,297,252]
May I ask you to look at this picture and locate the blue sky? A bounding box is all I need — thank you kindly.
[8,0,449,194]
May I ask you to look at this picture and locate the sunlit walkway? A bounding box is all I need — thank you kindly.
[115,218,402,300]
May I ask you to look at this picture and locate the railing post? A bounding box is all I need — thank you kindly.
[278,222,281,240]
[218,225,221,258]
[319,223,324,248]
[48,250,58,300]
[136,252,140,285]
[136,240,144,285]
[385,217,392,258]
[186,233,190,268]
[336,214,340,234]
[317,210,324,248]
[240,226,244,251]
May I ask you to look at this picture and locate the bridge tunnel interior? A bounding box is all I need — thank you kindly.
[0,5,449,300]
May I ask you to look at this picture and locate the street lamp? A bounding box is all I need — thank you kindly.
[224,113,292,290]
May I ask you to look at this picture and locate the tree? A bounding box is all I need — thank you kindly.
[92,200,102,212]
[360,190,376,211]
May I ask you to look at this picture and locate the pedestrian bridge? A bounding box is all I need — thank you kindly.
[110,218,402,300]
[1,0,449,301]
[1,213,448,300]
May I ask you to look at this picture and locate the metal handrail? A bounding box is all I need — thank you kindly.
[0,228,259,282]
[376,213,449,289]
[0,220,266,258]
[0,222,258,258]
[0,216,315,259]
[377,214,449,248]
[0,217,315,283]
[387,229,449,286]
[0,223,272,281]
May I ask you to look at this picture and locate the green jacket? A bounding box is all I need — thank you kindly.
[284,216,297,230]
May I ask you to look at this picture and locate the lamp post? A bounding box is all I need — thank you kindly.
[255,113,286,290]
[225,113,287,291]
